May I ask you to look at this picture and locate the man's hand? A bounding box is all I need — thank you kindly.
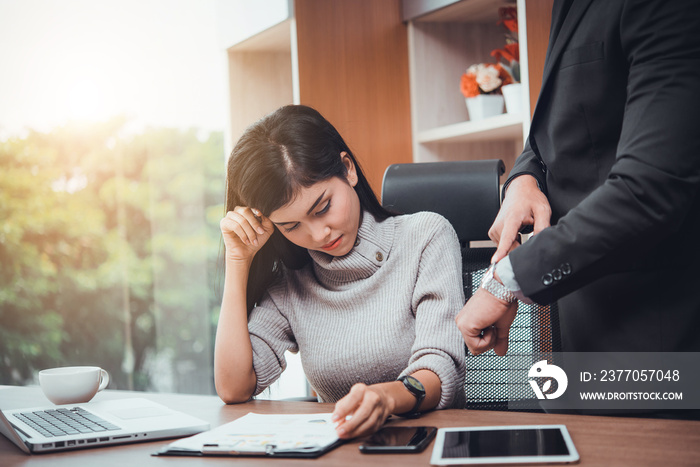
[455,289,518,356]
[489,175,551,263]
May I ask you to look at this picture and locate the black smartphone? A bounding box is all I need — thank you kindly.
[359,426,438,454]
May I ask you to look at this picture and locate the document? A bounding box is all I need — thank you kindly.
[154,412,342,458]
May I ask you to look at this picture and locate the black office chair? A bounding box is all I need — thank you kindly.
[381,160,561,411]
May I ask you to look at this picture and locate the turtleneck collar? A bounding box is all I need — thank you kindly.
[308,211,395,285]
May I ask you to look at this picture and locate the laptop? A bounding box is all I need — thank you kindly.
[0,397,210,454]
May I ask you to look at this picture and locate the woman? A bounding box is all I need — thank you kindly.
[216,105,465,439]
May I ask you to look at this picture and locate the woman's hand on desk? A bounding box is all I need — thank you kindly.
[220,206,274,264]
[331,383,392,439]
[331,371,441,439]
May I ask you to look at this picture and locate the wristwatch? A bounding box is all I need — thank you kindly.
[397,375,426,418]
[481,262,517,303]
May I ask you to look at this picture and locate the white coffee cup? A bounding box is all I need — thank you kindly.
[38,366,110,405]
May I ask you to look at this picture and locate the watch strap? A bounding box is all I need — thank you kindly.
[397,375,425,418]
[481,263,517,303]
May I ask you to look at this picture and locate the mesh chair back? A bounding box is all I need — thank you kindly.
[462,247,561,411]
[381,160,561,411]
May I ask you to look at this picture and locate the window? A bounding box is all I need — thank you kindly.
[0,122,224,395]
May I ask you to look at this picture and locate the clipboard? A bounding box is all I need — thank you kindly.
[153,412,343,458]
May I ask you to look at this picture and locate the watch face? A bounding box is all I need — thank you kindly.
[481,263,496,287]
[404,376,425,392]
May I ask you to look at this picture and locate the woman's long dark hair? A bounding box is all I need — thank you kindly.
[225,105,395,311]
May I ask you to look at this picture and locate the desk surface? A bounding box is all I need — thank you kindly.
[2,385,699,466]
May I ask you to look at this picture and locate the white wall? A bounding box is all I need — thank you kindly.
[216,0,292,49]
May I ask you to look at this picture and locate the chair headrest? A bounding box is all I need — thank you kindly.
[381,160,504,243]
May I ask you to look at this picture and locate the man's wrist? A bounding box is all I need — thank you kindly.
[481,263,517,303]
[502,173,543,201]
[494,257,533,305]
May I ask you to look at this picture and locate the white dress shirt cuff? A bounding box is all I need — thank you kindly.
[495,256,534,305]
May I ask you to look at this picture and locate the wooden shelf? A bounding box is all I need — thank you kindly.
[228,19,292,52]
[416,112,523,143]
[225,0,412,194]
[226,17,296,148]
[413,0,516,23]
[405,0,529,175]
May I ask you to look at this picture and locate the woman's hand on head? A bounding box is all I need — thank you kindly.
[331,383,392,439]
[220,206,274,263]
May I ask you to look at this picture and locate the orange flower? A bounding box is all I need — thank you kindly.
[491,42,519,64]
[490,7,520,83]
[460,73,480,98]
[498,7,518,33]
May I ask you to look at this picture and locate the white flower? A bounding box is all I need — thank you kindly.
[475,64,502,93]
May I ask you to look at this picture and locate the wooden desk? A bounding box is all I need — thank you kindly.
[2,385,699,466]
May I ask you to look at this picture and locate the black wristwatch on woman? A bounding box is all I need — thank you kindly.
[397,375,426,418]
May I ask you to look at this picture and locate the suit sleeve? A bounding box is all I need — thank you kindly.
[510,0,700,303]
[503,136,548,200]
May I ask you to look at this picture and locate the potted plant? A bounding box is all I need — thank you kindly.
[491,6,521,114]
[460,62,513,121]
[459,7,521,120]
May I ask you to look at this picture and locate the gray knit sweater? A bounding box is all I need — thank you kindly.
[247,211,466,409]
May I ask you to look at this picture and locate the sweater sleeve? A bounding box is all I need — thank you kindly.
[247,279,298,397]
[401,214,467,409]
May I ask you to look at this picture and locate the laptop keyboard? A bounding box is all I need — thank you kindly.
[12,407,120,438]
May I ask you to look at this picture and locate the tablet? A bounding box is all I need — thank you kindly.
[430,425,579,465]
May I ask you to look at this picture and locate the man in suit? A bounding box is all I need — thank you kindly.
[456,0,700,359]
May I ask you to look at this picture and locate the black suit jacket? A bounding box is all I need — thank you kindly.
[507,0,700,351]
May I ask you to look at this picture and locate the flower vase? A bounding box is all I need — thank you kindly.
[465,94,504,121]
[501,83,523,115]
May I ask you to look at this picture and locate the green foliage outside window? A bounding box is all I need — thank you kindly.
[0,119,225,393]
